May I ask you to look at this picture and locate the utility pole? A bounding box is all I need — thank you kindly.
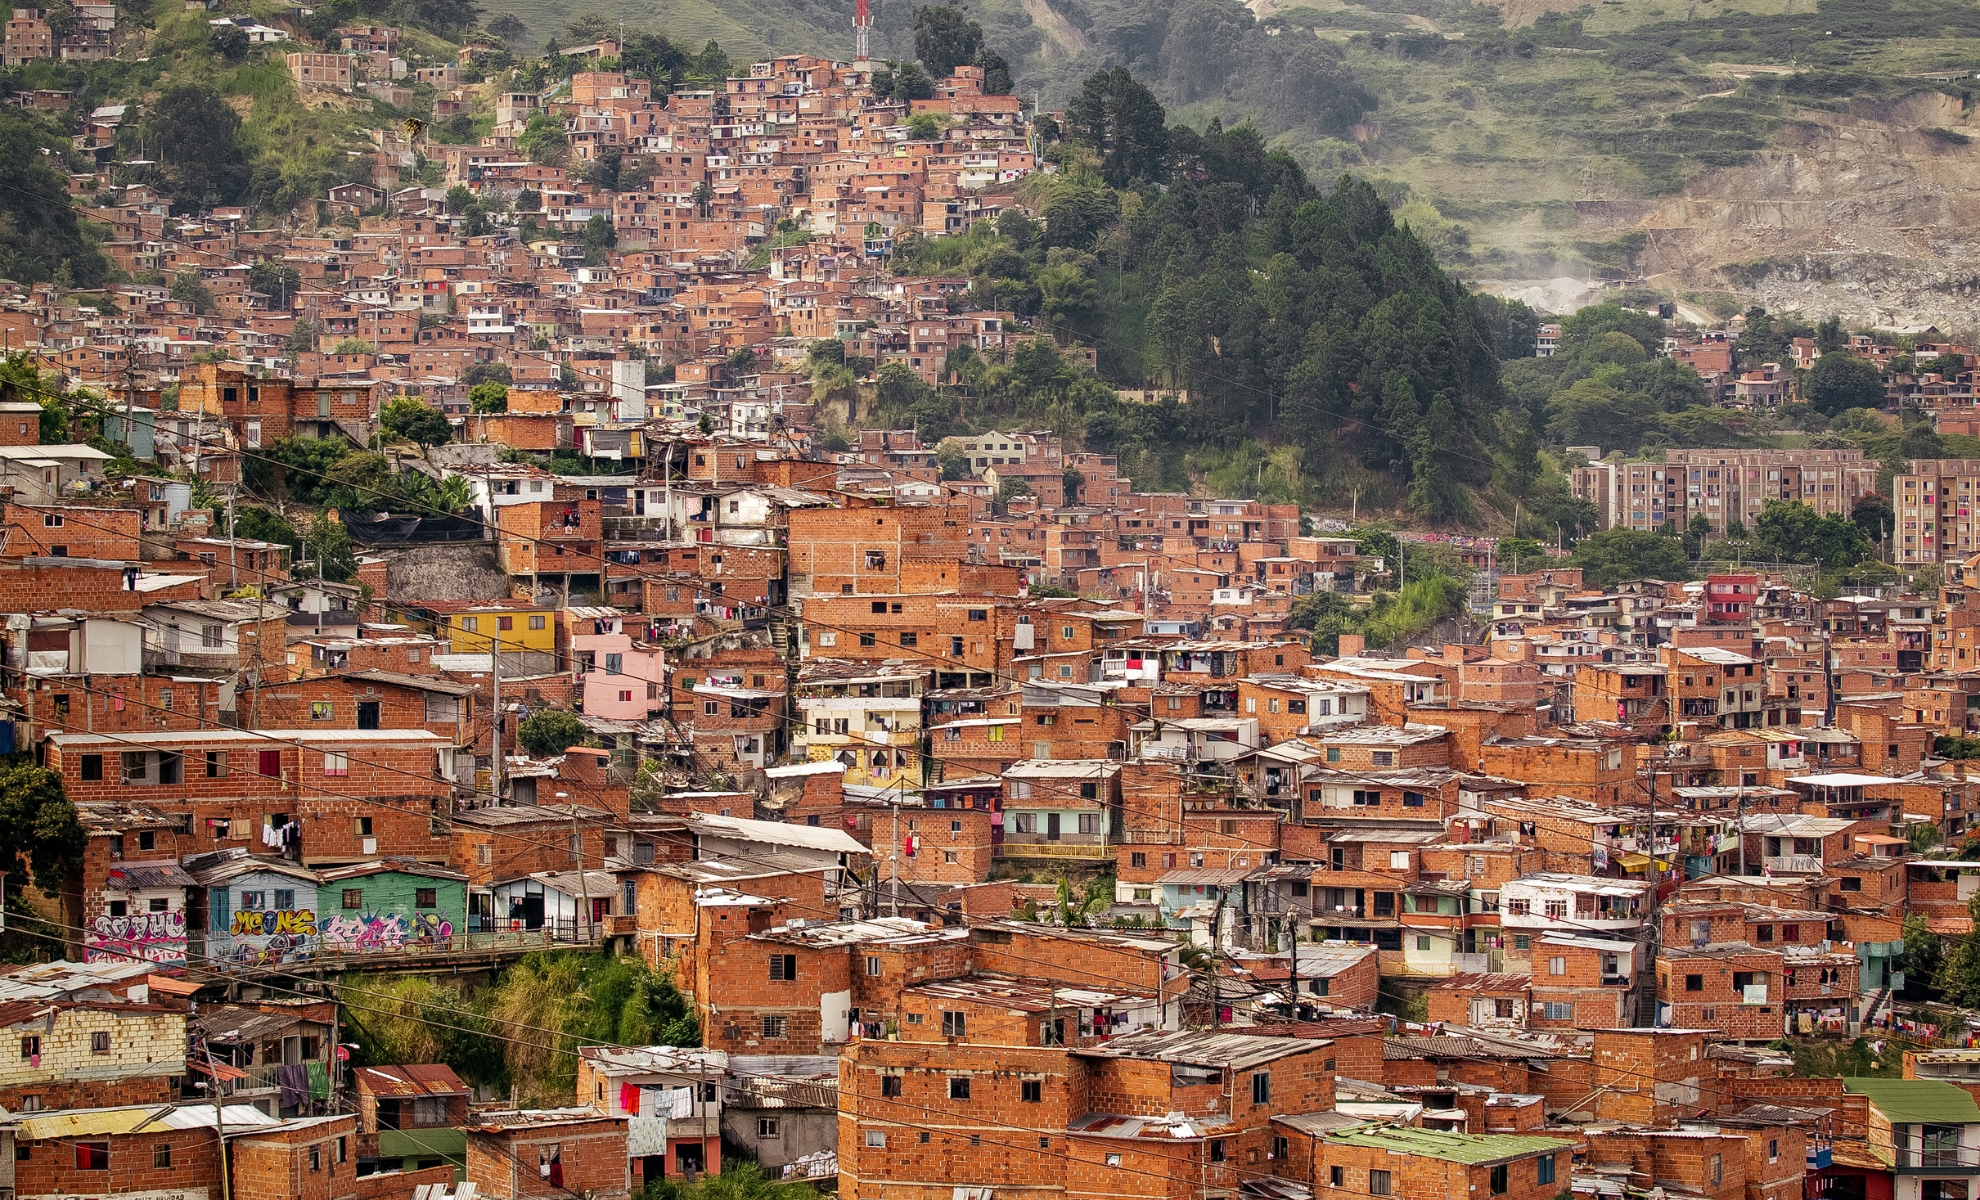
[489,622,503,804]
[205,1041,232,1200]
[562,790,590,945]
[888,800,901,918]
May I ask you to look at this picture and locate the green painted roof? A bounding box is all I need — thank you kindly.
[1323,1127,1574,1165]
[1843,1078,1980,1124]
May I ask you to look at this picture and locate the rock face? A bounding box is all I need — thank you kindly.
[1578,92,1980,328]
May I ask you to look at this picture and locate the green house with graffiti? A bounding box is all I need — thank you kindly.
[185,850,323,971]
[317,858,469,957]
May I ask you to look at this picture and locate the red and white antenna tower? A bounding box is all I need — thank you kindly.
[854,0,871,62]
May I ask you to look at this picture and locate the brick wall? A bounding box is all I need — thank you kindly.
[466,1119,629,1200]
[0,1004,186,1107]
[231,1116,360,1200]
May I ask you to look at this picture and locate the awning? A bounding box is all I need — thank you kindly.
[1619,853,1673,871]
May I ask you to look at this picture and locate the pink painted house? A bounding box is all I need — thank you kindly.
[566,606,668,720]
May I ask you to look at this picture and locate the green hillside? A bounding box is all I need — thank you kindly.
[476,0,1980,317]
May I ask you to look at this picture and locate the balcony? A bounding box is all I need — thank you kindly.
[1764,855,1824,874]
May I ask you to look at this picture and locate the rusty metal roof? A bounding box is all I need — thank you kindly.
[356,1064,468,1098]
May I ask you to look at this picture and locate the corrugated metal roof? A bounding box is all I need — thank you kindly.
[1322,1126,1573,1165]
[1842,1078,1980,1123]
[356,1064,468,1098]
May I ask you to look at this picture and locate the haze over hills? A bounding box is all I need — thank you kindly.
[487,0,1980,328]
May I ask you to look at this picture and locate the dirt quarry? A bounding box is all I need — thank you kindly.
[1571,92,1980,329]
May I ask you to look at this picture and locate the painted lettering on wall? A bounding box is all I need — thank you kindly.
[220,908,320,969]
[323,911,453,951]
[231,908,318,937]
[86,909,187,965]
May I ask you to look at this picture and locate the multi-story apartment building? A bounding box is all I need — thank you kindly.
[1574,448,1876,534]
[1896,459,1980,564]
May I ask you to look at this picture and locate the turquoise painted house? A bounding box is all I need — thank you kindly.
[316,858,469,955]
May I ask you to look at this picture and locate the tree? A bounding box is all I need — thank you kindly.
[1068,67,1168,188]
[170,270,215,313]
[975,48,1012,95]
[469,381,509,413]
[913,3,983,78]
[0,109,110,286]
[1570,527,1690,587]
[1938,893,1980,1006]
[726,345,759,376]
[1753,500,1873,570]
[564,13,614,42]
[0,760,85,899]
[580,214,616,266]
[333,338,375,356]
[380,397,452,446]
[249,260,302,308]
[518,710,588,758]
[230,504,302,556]
[937,442,970,480]
[1805,352,1887,416]
[210,22,249,60]
[906,112,943,141]
[486,13,525,41]
[141,85,252,212]
[437,474,474,514]
[1851,492,1895,546]
[305,510,359,583]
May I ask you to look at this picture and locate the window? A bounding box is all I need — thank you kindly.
[1209,1140,1226,1163]
[322,751,349,776]
[864,1130,886,1148]
[1369,1170,1392,1196]
[1768,1139,1779,1163]
[859,632,876,647]
[342,889,363,909]
[1710,1154,1722,1185]
[949,1077,970,1100]
[769,954,798,980]
[80,754,102,781]
[207,751,227,778]
[415,889,437,909]
[310,1146,321,1172]
[880,1075,901,1097]
[866,955,882,977]
[258,750,281,776]
[310,701,334,721]
[1251,1072,1270,1104]
[1389,851,1410,869]
[20,1034,39,1059]
[941,1010,966,1037]
[757,1118,780,1138]
[1537,1155,1556,1185]
[77,1142,109,1170]
[241,890,266,910]
[1416,936,1432,951]
[1685,973,1704,991]
[761,1016,788,1038]
[1371,751,1395,767]
[1489,1164,1508,1194]
[529,615,546,630]
[1549,956,1566,975]
[1021,1080,1041,1103]
[1330,1167,1344,1187]
[154,1144,172,1168]
[91,1031,110,1053]
[498,616,514,631]
[1078,813,1100,835]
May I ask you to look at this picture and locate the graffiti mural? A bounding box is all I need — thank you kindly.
[220,909,318,969]
[86,908,187,965]
[322,911,453,952]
